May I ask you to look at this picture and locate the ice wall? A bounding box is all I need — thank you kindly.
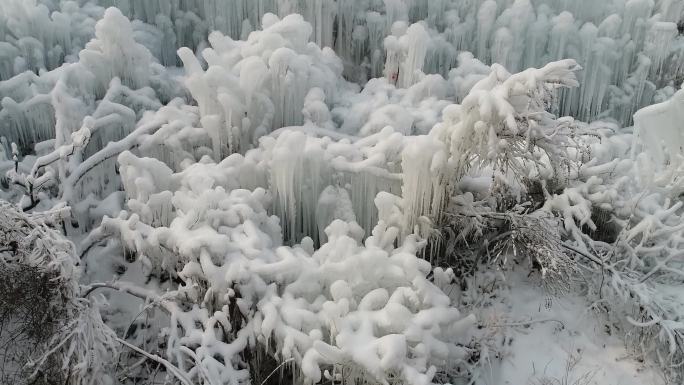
[77,0,683,125]
[4,0,682,127]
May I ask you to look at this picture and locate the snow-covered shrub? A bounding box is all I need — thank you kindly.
[0,201,118,385]
[439,59,584,191]
[83,151,476,385]
[436,192,577,291]
[0,261,69,384]
[412,60,592,271]
[535,88,684,382]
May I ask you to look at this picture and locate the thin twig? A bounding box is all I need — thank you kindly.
[260,358,294,385]
[116,337,193,385]
[489,318,565,329]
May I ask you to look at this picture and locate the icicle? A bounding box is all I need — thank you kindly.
[607,54,652,126]
[443,11,472,53]
[523,8,551,69]
[270,48,302,127]
[335,0,356,62]
[490,28,513,68]
[633,88,684,175]
[598,14,622,39]
[199,115,223,161]
[366,11,387,78]
[316,185,357,244]
[269,131,332,244]
[621,0,654,47]
[382,22,405,85]
[383,0,409,30]
[494,0,535,72]
[301,0,336,49]
[644,21,677,81]
[549,12,575,61]
[400,135,449,240]
[302,88,333,130]
[658,0,684,23]
[0,95,56,155]
[154,15,178,66]
[426,0,446,31]
[397,23,428,88]
[476,0,498,63]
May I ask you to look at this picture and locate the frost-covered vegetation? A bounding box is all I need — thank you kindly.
[1,1,684,384]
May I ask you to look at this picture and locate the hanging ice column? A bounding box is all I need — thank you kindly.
[658,0,684,23]
[560,24,616,122]
[621,0,655,46]
[269,131,332,245]
[644,21,678,80]
[490,0,535,72]
[475,0,498,64]
[632,87,684,175]
[366,12,388,79]
[383,22,429,88]
[297,0,336,49]
[400,135,450,241]
[335,0,356,65]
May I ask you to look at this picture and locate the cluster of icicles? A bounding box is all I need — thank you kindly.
[2,0,683,125]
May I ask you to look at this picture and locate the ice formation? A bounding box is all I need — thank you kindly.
[2,0,684,385]
[633,88,684,174]
[178,13,343,155]
[85,149,475,385]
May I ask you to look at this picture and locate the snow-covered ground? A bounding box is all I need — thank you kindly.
[475,269,663,385]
